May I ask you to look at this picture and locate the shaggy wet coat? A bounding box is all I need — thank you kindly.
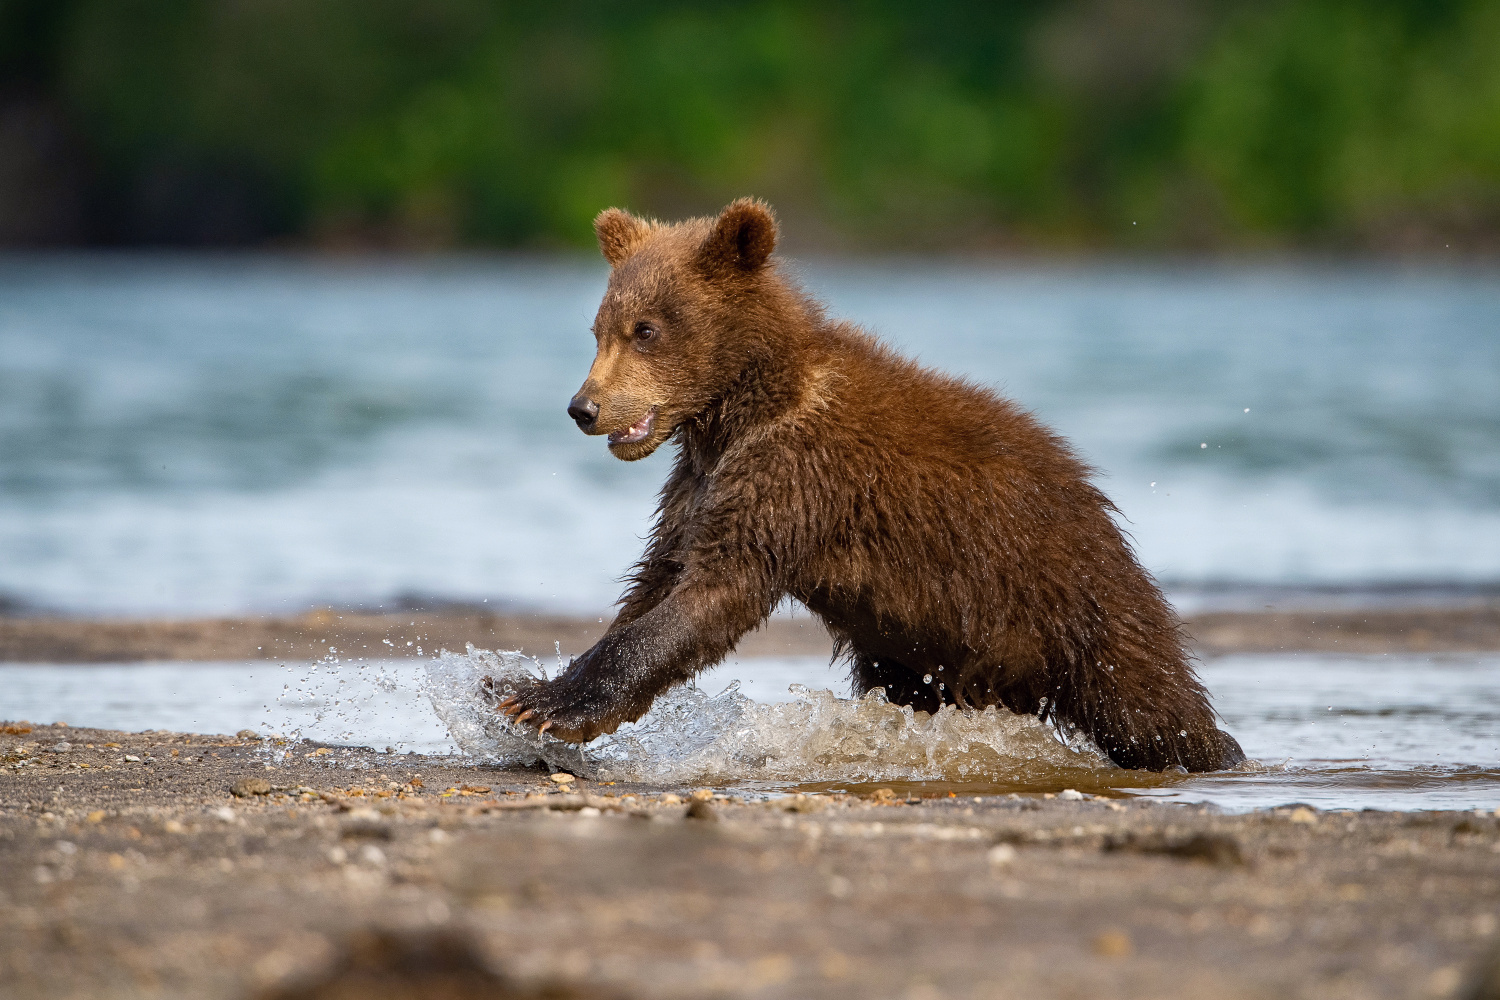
[495,199,1245,772]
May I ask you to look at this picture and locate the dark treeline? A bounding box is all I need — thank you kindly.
[2,0,1498,251]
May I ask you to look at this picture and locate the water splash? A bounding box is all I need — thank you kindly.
[423,645,1113,786]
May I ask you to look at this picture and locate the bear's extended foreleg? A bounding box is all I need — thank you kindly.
[495,581,770,743]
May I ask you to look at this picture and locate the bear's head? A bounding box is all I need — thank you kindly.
[568,198,779,460]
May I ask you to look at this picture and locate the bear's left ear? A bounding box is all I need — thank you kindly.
[699,198,777,274]
[595,208,652,267]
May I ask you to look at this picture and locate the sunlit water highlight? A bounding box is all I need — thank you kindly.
[5,652,1497,812]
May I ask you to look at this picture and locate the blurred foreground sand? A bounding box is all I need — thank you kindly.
[3,722,1500,1000]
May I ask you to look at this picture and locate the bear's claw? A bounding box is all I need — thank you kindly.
[478,673,606,743]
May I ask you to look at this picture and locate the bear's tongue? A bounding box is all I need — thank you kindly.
[609,408,656,445]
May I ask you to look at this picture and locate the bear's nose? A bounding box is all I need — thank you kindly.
[568,395,600,431]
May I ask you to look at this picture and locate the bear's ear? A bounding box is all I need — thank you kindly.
[594,208,652,267]
[699,198,777,274]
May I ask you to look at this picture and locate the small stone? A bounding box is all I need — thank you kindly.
[212,806,237,822]
[783,794,825,814]
[1058,788,1085,801]
[549,773,575,785]
[1103,831,1244,867]
[358,844,386,866]
[163,820,186,834]
[685,799,717,821]
[867,788,897,803]
[123,754,140,763]
[231,777,273,797]
[659,793,682,805]
[988,843,1017,867]
[690,788,714,802]
[1288,807,1318,825]
[1093,929,1133,957]
[578,806,602,817]
[236,729,261,740]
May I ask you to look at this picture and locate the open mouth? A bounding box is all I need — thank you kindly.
[608,407,657,445]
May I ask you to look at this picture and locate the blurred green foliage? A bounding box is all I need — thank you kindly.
[2,0,1497,248]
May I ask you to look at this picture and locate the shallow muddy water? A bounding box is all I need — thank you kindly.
[4,651,1497,812]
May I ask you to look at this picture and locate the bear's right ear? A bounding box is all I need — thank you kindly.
[698,198,777,275]
[594,208,652,267]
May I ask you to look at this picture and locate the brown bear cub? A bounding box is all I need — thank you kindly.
[495,198,1246,772]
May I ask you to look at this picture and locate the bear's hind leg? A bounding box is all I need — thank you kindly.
[1058,665,1248,773]
[1100,724,1247,773]
[849,652,943,714]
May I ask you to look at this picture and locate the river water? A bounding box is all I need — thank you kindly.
[3,253,1498,811]
[1,254,1498,615]
[3,651,1497,812]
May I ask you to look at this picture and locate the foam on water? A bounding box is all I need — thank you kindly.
[423,646,1112,786]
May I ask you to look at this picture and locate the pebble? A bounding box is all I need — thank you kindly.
[235,730,261,740]
[988,844,1018,867]
[1289,807,1319,825]
[212,806,237,823]
[124,755,141,763]
[690,788,714,802]
[1058,789,1085,801]
[231,777,273,798]
[783,794,825,814]
[549,773,576,785]
[659,793,682,805]
[1093,930,1133,957]
[685,800,717,821]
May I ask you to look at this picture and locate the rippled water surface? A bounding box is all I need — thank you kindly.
[2,255,1497,615]
[5,652,1497,812]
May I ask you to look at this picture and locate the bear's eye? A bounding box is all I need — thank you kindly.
[633,322,659,344]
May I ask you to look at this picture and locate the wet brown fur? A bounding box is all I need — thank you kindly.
[495,198,1245,772]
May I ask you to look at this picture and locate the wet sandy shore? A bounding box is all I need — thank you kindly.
[3,601,1500,663]
[3,721,1499,1000]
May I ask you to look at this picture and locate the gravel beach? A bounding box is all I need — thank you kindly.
[3,602,1500,664]
[3,722,1499,999]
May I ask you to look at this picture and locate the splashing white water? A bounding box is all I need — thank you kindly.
[423,646,1113,786]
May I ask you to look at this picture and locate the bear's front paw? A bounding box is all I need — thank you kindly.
[490,671,630,744]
